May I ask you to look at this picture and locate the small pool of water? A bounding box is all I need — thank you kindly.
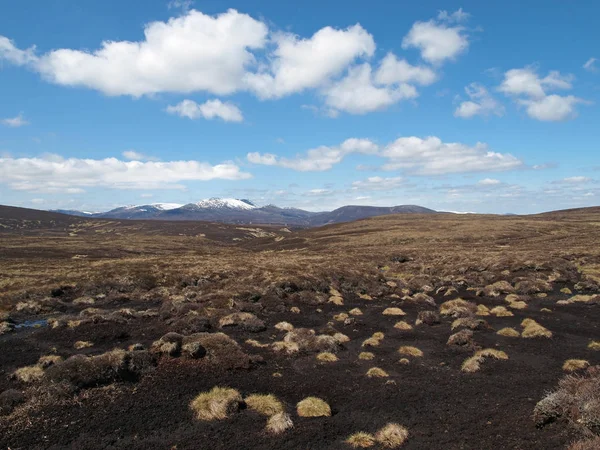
[14,319,48,329]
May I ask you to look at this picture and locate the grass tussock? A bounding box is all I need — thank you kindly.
[271,341,300,354]
[317,352,338,362]
[398,346,423,357]
[461,356,483,373]
[190,386,242,421]
[333,332,350,344]
[74,340,94,349]
[329,295,344,305]
[362,332,384,347]
[366,367,389,378]
[274,321,294,331]
[394,321,413,331]
[359,352,375,360]
[296,397,331,417]
[265,412,293,434]
[349,308,363,316]
[563,359,590,372]
[346,432,376,448]
[382,307,406,316]
[462,348,508,373]
[521,319,552,338]
[475,349,508,360]
[334,313,349,322]
[439,299,477,318]
[375,423,409,448]
[13,365,45,383]
[497,327,520,337]
[490,306,514,317]
[245,339,269,348]
[476,304,490,316]
[588,341,600,350]
[245,393,284,416]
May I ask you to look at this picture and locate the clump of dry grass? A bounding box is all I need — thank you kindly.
[398,346,423,357]
[245,339,269,348]
[540,307,552,313]
[476,304,490,316]
[245,393,284,416]
[334,313,349,322]
[475,349,508,360]
[359,352,375,360]
[490,306,514,317]
[362,332,384,347]
[497,327,520,337]
[333,332,350,344]
[317,352,338,362]
[266,412,293,434]
[461,348,508,373]
[461,355,484,373]
[13,365,45,383]
[446,329,474,348]
[190,386,242,421]
[451,317,487,331]
[587,341,600,350]
[439,299,477,318]
[375,423,409,448]
[274,321,294,332]
[521,319,552,338]
[563,359,590,372]
[398,358,410,365]
[349,308,363,316]
[38,355,63,368]
[382,307,406,316]
[296,397,331,417]
[415,310,440,326]
[218,312,265,332]
[329,295,344,305]
[366,367,389,378]
[74,340,94,349]
[271,341,300,354]
[290,306,300,314]
[346,432,376,448]
[394,321,413,331]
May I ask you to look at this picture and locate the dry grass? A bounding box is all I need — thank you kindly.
[346,432,376,448]
[398,346,423,357]
[521,319,552,338]
[296,397,331,417]
[461,356,484,373]
[38,355,63,368]
[490,306,514,317]
[329,295,344,305]
[382,307,406,316]
[439,299,477,317]
[274,321,294,331]
[587,341,600,350]
[375,423,409,448]
[334,313,349,322]
[398,358,410,365]
[563,359,590,372]
[245,339,269,348]
[359,352,375,360]
[366,367,389,378]
[362,332,384,347]
[13,365,45,383]
[290,306,300,314]
[333,332,350,344]
[475,349,508,360]
[265,412,293,434]
[394,321,413,331]
[349,308,363,316]
[244,394,284,416]
[317,352,339,362]
[190,386,242,421]
[271,341,300,354]
[74,340,94,349]
[476,304,490,316]
[462,348,508,373]
[497,327,520,337]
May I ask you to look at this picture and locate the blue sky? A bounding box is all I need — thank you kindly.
[0,0,598,213]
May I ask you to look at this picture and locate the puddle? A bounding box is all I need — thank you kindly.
[14,319,48,329]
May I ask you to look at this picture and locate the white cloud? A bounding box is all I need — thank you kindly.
[0,36,37,65]
[351,176,405,191]
[374,53,437,86]
[498,67,588,121]
[167,0,193,11]
[1,113,29,127]
[122,150,160,161]
[0,10,268,97]
[437,8,470,23]
[583,57,597,73]
[380,136,523,175]
[247,138,378,171]
[166,99,243,122]
[478,178,501,186]
[244,24,375,99]
[454,83,504,118]
[307,188,333,196]
[0,154,251,193]
[249,136,523,175]
[402,14,469,64]
[518,95,586,122]
[323,64,417,115]
[559,176,592,184]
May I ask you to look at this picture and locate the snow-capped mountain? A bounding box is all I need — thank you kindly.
[52,198,437,226]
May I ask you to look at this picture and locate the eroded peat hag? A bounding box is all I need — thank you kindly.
[1,206,600,449]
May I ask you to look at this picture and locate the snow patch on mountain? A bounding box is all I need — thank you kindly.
[151,203,184,210]
[194,198,256,210]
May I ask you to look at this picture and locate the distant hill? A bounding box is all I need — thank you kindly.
[48,198,437,226]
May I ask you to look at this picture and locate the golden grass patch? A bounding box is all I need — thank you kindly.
[439,299,477,317]
[190,386,242,421]
[382,307,406,316]
[461,356,484,373]
[334,313,349,322]
[290,306,300,314]
[333,332,350,344]
[475,349,508,360]
[490,306,514,317]
[271,341,300,354]
[588,341,600,350]
[329,295,344,305]
[497,327,520,337]
[394,320,413,331]
[560,287,572,294]
[317,352,338,362]
[245,339,269,348]
[366,367,389,378]
[266,412,293,434]
[540,308,552,313]
[245,394,284,416]
[375,423,409,448]
[296,397,331,417]
[398,358,410,365]
[398,346,423,357]
[563,359,590,372]
[476,304,490,316]
[346,432,376,448]
[372,332,384,340]
[349,308,363,316]
[359,352,375,360]
[274,321,294,332]
[74,340,94,349]
[521,319,552,338]
[13,365,44,383]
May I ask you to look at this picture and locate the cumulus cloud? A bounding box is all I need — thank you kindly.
[166,99,243,122]
[454,83,504,118]
[0,154,251,193]
[247,138,378,171]
[583,57,597,72]
[249,136,523,175]
[122,150,160,161]
[323,64,418,115]
[478,178,501,185]
[557,176,592,184]
[437,8,470,23]
[1,113,29,127]
[167,0,193,11]
[351,176,405,191]
[245,24,375,99]
[402,10,470,64]
[498,67,588,121]
[374,53,437,86]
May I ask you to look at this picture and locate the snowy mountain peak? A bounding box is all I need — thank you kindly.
[150,203,184,211]
[194,198,257,210]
